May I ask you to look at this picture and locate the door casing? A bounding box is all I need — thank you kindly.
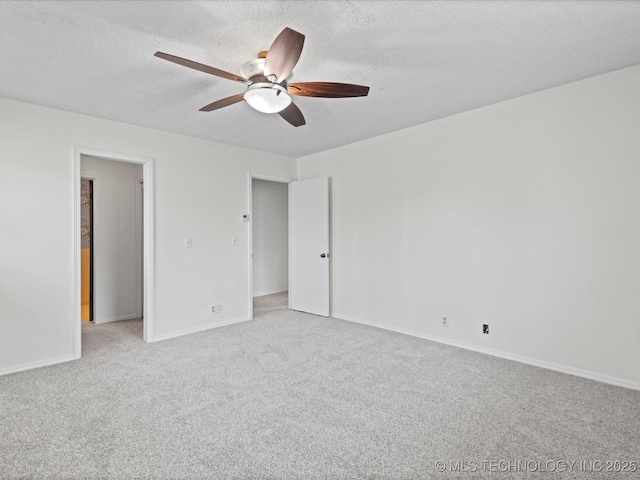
[72,146,155,358]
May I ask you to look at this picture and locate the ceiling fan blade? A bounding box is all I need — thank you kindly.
[288,82,370,98]
[279,102,306,127]
[199,93,246,112]
[263,28,305,83]
[155,51,249,84]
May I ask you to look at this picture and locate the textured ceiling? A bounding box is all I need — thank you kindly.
[2,1,640,158]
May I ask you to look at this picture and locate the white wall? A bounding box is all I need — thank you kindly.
[0,97,296,374]
[3,64,640,388]
[81,156,142,323]
[297,64,640,387]
[252,179,288,297]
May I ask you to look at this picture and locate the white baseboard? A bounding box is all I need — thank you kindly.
[332,312,640,392]
[0,354,75,377]
[94,314,139,324]
[150,316,251,342]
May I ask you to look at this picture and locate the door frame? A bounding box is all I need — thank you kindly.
[135,178,144,320]
[247,172,294,319]
[73,146,155,358]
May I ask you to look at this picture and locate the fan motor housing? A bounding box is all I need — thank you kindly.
[240,58,266,80]
[241,56,293,83]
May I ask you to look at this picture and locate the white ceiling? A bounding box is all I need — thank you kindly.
[2,1,640,158]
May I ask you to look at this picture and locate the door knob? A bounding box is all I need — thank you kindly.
[320,253,329,258]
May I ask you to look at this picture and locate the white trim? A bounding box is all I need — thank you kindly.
[73,163,82,358]
[142,159,155,341]
[247,172,294,320]
[94,314,139,324]
[151,316,251,342]
[73,147,156,362]
[0,355,75,377]
[332,312,640,392]
[287,184,292,313]
[135,178,144,319]
[249,173,295,184]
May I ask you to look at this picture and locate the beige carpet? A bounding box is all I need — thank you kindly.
[253,290,288,316]
[1,310,638,479]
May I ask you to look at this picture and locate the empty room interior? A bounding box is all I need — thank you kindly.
[1,1,639,479]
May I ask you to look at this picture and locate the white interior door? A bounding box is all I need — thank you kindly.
[289,177,330,316]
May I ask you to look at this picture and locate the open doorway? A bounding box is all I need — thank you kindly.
[80,156,142,329]
[80,179,94,322]
[248,173,293,318]
[73,147,155,359]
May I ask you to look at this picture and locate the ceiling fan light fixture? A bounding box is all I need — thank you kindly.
[155,27,368,127]
[244,82,291,114]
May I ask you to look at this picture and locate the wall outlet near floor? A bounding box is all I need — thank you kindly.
[483,324,489,334]
[210,304,223,314]
[441,316,449,327]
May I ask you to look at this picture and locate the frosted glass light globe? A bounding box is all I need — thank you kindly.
[244,83,291,114]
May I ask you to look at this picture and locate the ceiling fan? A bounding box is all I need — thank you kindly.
[154,27,369,127]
